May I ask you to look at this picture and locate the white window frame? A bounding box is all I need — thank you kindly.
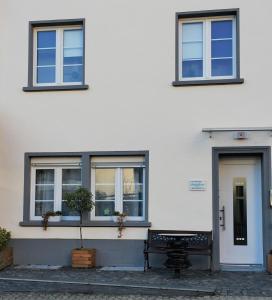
[30,165,81,221]
[179,16,236,81]
[91,164,145,222]
[33,25,83,86]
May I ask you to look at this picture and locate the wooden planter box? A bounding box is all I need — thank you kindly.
[268,254,272,274]
[72,248,96,268]
[0,247,13,270]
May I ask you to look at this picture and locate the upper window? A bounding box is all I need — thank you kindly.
[34,26,83,85]
[174,9,243,85]
[23,19,88,91]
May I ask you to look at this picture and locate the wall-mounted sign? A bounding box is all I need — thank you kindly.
[189,180,207,191]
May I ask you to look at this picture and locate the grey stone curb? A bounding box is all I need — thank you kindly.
[0,277,215,296]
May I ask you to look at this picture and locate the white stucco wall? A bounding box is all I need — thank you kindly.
[0,0,271,240]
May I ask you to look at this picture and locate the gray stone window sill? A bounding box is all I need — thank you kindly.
[22,85,89,92]
[19,221,151,228]
[172,78,244,87]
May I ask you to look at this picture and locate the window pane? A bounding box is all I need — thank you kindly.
[35,185,54,200]
[182,42,203,60]
[123,168,144,200]
[95,202,115,216]
[95,169,115,184]
[37,31,56,48]
[211,20,233,39]
[123,201,143,217]
[62,185,81,195]
[212,40,232,58]
[182,22,203,42]
[35,201,54,216]
[64,29,83,48]
[63,48,83,64]
[62,169,81,185]
[95,185,115,200]
[182,60,203,78]
[37,66,55,83]
[62,201,79,217]
[63,65,83,83]
[123,185,143,200]
[37,49,56,66]
[211,58,233,76]
[36,169,54,184]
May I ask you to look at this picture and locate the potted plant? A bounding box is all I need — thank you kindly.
[42,211,62,230]
[113,211,127,238]
[268,250,272,274]
[64,187,95,268]
[0,227,12,270]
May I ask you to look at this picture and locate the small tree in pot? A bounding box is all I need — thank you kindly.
[64,187,95,268]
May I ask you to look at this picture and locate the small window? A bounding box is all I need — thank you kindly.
[174,9,243,85]
[91,157,145,221]
[34,26,83,85]
[30,158,82,221]
[180,17,235,80]
[23,19,88,91]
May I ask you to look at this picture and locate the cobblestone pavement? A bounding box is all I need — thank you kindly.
[0,267,272,297]
[0,295,271,300]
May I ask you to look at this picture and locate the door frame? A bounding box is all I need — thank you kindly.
[212,146,271,271]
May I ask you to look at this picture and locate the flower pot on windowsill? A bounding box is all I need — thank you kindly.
[268,251,272,274]
[72,248,96,268]
[0,247,13,270]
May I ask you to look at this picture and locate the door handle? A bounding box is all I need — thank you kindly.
[219,206,225,230]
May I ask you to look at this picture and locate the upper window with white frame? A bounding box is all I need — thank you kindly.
[34,26,83,85]
[174,9,243,85]
[91,156,146,221]
[23,19,88,91]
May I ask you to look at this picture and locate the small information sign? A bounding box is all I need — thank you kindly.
[189,180,207,191]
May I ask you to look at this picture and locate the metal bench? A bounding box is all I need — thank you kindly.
[143,229,213,271]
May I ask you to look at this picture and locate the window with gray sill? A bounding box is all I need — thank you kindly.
[23,19,88,91]
[22,152,149,226]
[173,9,243,86]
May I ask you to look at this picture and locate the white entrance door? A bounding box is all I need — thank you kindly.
[219,157,263,268]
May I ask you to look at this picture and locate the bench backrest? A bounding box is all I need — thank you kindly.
[147,229,212,249]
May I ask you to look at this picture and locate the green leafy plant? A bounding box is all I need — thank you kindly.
[42,211,62,231]
[64,187,94,248]
[113,211,127,238]
[0,227,11,251]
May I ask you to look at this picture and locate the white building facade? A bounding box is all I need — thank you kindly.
[0,0,271,270]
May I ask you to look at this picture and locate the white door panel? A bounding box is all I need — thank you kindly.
[219,157,263,266]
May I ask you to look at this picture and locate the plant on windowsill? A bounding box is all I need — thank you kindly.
[113,211,127,238]
[41,211,62,231]
[268,249,272,274]
[64,187,95,268]
[0,227,12,270]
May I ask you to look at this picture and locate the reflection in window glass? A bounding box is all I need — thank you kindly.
[62,169,81,217]
[35,169,54,216]
[211,20,233,76]
[36,31,56,83]
[95,169,116,216]
[63,29,83,83]
[182,22,203,78]
[122,168,143,217]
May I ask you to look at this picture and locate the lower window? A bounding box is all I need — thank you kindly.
[91,157,145,221]
[30,158,82,220]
